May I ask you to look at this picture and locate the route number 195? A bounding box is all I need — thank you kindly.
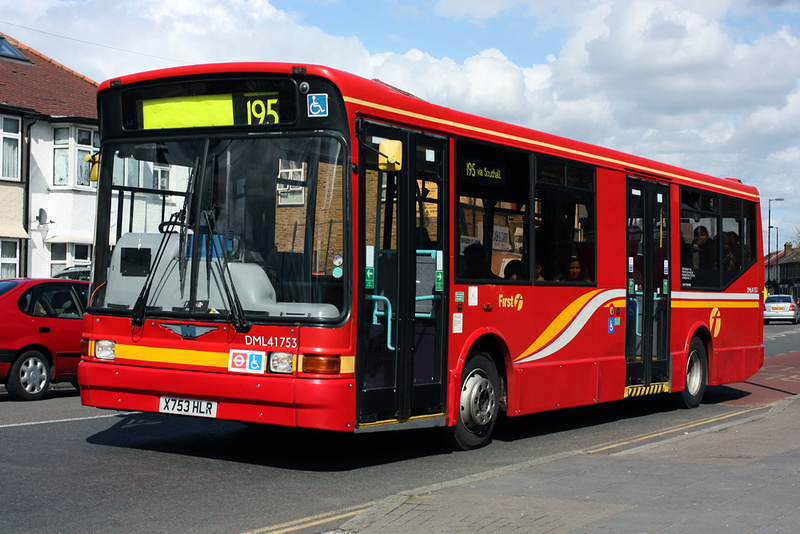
[246,97,279,125]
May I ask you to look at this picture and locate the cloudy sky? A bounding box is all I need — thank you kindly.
[1,0,799,247]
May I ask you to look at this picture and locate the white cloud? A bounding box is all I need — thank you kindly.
[2,0,799,226]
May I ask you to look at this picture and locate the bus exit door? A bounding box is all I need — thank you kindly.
[625,178,670,390]
[356,121,447,427]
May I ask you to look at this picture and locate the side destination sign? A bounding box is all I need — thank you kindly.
[141,92,280,129]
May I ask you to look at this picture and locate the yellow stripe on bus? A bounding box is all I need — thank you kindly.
[343,96,759,201]
[115,344,228,367]
[671,300,760,309]
[114,345,356,374]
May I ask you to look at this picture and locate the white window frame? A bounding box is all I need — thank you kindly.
[1,115,21,182]
[0,239,19,278]
[52,125,99,189]
[277,160,305,206]
[154,164,170,190]
[50,242,92,277]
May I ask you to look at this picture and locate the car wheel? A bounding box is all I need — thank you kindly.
[448,353,500,450]
[677,338,707,409]
[6,350,51,401]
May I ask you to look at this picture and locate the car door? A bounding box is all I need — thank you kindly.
[28,282,86,378]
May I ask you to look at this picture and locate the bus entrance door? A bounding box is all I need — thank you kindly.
[625,178,671,392]
[357,122,448,428]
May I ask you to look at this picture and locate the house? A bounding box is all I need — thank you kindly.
[0,32,98,279]
[765,241,800,300]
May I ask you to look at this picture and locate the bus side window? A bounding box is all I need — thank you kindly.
[454,139,530,283]
[534,157,596,283]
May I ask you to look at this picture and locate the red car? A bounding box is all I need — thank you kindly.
[0,279,89,400]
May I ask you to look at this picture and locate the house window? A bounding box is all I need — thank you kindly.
[50,242,92,277]
[50,243,67,276]
[74,244,91,263]
[52,126,99,188]
[77,128,94,186]
[1,239,19,278]
[154,165,170,190]
[2,116,21,181]
[277,159,305,206]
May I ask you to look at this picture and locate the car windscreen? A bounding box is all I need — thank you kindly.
[765,295,792,304]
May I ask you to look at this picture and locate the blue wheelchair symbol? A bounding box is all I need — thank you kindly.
[248,353,265,372]
[307,94,328,117]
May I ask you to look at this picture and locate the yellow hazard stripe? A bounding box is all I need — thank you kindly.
[624,383,670,398]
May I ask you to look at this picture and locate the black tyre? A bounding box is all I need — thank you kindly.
[449,353,500,450]
[6,350,51,401]
[678,338,707,409]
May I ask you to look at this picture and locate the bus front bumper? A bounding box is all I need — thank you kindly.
[78,361,356,432]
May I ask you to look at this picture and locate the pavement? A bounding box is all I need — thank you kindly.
[332,394,800,533]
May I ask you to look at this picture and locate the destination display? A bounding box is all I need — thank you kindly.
[460,157,506,188]
[465,158,504,181]
[141,92,281,129]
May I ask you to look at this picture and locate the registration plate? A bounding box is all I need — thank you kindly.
[159,396,218,418]
[771,306,784,311]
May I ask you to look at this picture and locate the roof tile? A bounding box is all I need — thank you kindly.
[0,32,97,119]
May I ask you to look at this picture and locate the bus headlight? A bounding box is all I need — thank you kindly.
[269,352,294,374]
[95,340,116,360]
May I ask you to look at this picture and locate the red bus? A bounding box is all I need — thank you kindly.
[79,63,764,449]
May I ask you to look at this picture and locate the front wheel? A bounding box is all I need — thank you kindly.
[6,350,51,401]
[677,338,707,409]
[448,353,500,450]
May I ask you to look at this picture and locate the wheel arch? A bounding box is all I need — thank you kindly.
[676,322,712,391]
[13,344,54,370]
[449,330,511,422]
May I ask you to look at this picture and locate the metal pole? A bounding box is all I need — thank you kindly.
[776,226,780,290]
[768,198,784,294]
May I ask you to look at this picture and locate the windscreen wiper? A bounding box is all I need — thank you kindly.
[202,208,251,334]
[130,157,200,328]
[130,212,180,327]
[179,157,200,287]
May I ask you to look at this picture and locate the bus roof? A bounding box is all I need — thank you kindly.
[98,62,759,202]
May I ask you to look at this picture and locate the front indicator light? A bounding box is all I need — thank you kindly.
[302,354,340,374]
[269,352,294,374]
[95,340,116,360]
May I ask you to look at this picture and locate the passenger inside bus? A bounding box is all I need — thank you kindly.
[460,243,498,279]
[534,263,544,281]
[691,225,717,270]
[721,231,740,271]
[503,259,524,280]
[556,258,591,282]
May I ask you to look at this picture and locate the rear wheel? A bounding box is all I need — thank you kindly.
[6,350,51,401]
[678,338,707,409]
[449,353,500,450]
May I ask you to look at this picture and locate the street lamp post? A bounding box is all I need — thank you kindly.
[768,197,784,293]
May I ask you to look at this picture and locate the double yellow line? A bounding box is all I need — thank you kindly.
[242,501,376,534]
[586,405,768,454]
[245,405,771,533]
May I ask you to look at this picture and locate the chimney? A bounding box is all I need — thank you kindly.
[785,242,793,253]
